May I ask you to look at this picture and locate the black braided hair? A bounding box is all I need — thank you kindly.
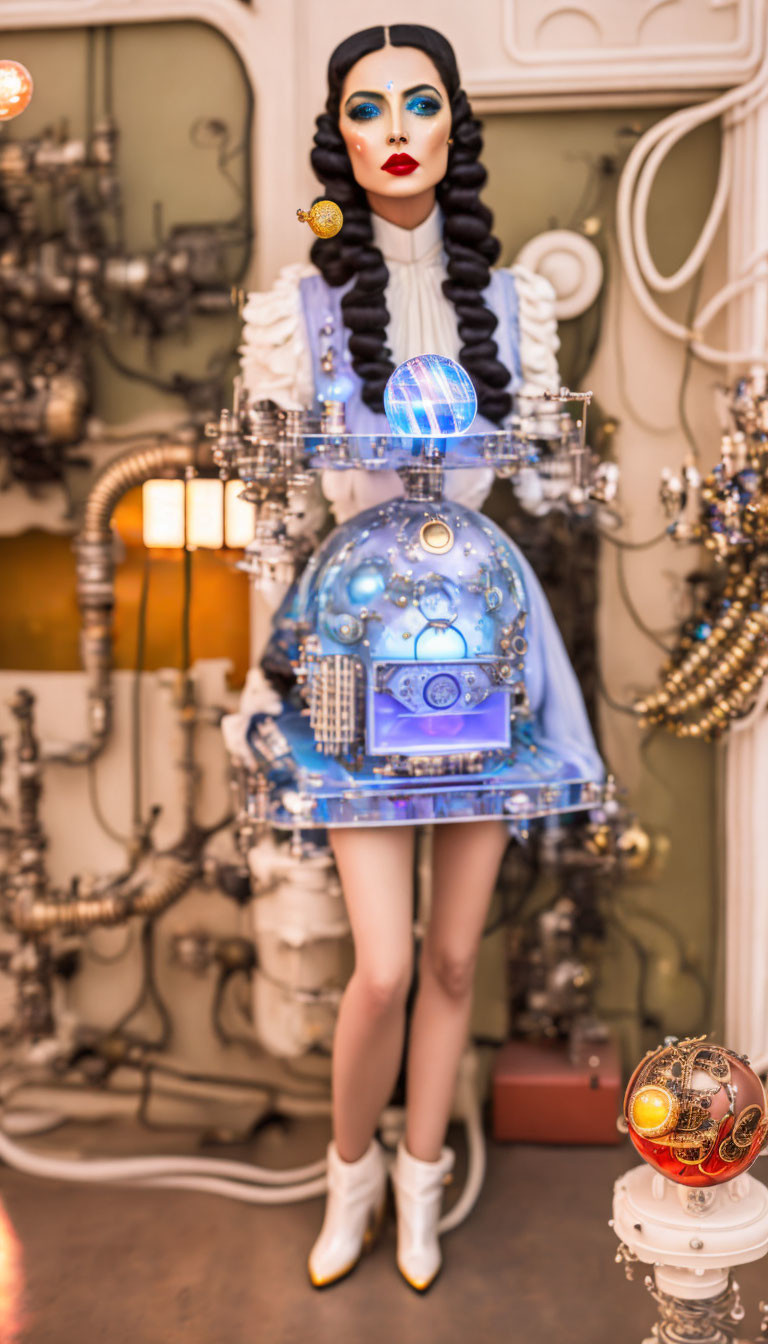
[310,24,513,424]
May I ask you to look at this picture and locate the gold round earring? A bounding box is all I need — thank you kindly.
[447,137,453,145]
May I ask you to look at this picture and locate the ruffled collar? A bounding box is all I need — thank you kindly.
[371,202,443,265]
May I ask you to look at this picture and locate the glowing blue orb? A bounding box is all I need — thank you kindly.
[348,560,387,604]
[384,354,477,437]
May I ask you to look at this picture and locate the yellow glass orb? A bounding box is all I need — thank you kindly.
[296,200,343,239]
[630,1085,678,1138]
[0,60,33,120]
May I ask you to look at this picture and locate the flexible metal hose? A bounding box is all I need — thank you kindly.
[10,854,198,933]
[80,442,198,541]
[46,440,209,765]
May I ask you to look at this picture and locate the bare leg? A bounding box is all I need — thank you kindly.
[328,825,415,1163]
[405,820,509,1161]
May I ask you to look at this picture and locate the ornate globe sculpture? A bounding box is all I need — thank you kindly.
[624,1036,768,1188]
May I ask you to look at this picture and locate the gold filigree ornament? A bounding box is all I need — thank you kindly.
[296,200,343,239]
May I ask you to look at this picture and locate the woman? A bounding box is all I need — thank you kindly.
[240,24,600,1293]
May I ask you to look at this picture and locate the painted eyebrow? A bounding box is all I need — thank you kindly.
[343,90,384,112]
[402,84,443,100]
[343,84,443,112]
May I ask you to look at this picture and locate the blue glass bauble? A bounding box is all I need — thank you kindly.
[348,560,387,604]
[316,366,356,406]
[383,354,477,437]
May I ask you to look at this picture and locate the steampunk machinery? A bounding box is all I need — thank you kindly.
[0,112,238,490]
[637,374,768,739]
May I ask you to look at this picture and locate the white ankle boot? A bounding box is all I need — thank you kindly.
[391,1138,455,1291]
[308,1137,388,1288]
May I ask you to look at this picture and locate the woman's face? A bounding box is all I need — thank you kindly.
[338,45,451,204]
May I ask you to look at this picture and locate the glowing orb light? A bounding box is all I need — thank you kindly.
[624,1037,768,1187]
[384,354,477,437]
[0,61,33,121]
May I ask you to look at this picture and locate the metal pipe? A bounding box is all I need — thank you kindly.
[45,439,209,765]
[10,853,199,934]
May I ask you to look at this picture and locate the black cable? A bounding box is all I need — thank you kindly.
[181,547,192,674]
[678,266,706,465]
[211,964,257,1052]
[108,918,172,1050]
[617,897,712,1032]
[133,1057,329,1102]
[613,234,679,437]
[85,27,96,146]
[103,25,114,120]
[135,1062,239,1133]
[482,854,540,938]
[84,922,136,966]
[87,758,131,846]
[602,909,655,1033]
[638,726,676,802]
[616,543,674,654]
[565,155,603,233]
[598,527,669,551]
[99,339,185,395]
[595,664,642,718]
[131,555,151,832]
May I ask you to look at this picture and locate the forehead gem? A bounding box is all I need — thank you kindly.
[386,80,394,91]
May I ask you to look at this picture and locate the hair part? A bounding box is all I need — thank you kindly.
[309,24,513,424]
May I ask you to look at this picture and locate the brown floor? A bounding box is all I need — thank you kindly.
[1,1117,766,1344]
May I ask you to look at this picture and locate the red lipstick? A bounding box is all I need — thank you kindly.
[381,153,419,176]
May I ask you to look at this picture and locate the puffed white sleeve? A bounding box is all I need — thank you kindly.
[507,263,561,397]
[239,263,316,410]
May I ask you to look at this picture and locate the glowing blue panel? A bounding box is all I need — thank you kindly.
[384,354,477,436]
[367,688,509,755]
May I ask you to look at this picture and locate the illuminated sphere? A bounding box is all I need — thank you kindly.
[624,1037,768,1187]
[384,354,477,437]
[0,60,33,121]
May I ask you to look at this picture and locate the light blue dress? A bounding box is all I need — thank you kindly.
[249,267,604,828]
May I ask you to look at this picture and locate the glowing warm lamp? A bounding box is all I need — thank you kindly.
[142,480,185,548]
[0,61,33,120]
[224,479,256,548]
[186,477,224,549]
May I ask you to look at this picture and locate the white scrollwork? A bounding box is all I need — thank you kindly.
[515,230,604,320]
[497,0,763,95]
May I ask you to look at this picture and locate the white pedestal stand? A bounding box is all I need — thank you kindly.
[612,1165,768,1343]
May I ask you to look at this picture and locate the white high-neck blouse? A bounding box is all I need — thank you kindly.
[370,204,462,365]
[240,205,560,519]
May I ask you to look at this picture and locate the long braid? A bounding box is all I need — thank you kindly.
[438,87,512,423]
[309,24,512,423]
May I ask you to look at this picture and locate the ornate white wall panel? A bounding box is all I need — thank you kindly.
[498,0,765,93]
